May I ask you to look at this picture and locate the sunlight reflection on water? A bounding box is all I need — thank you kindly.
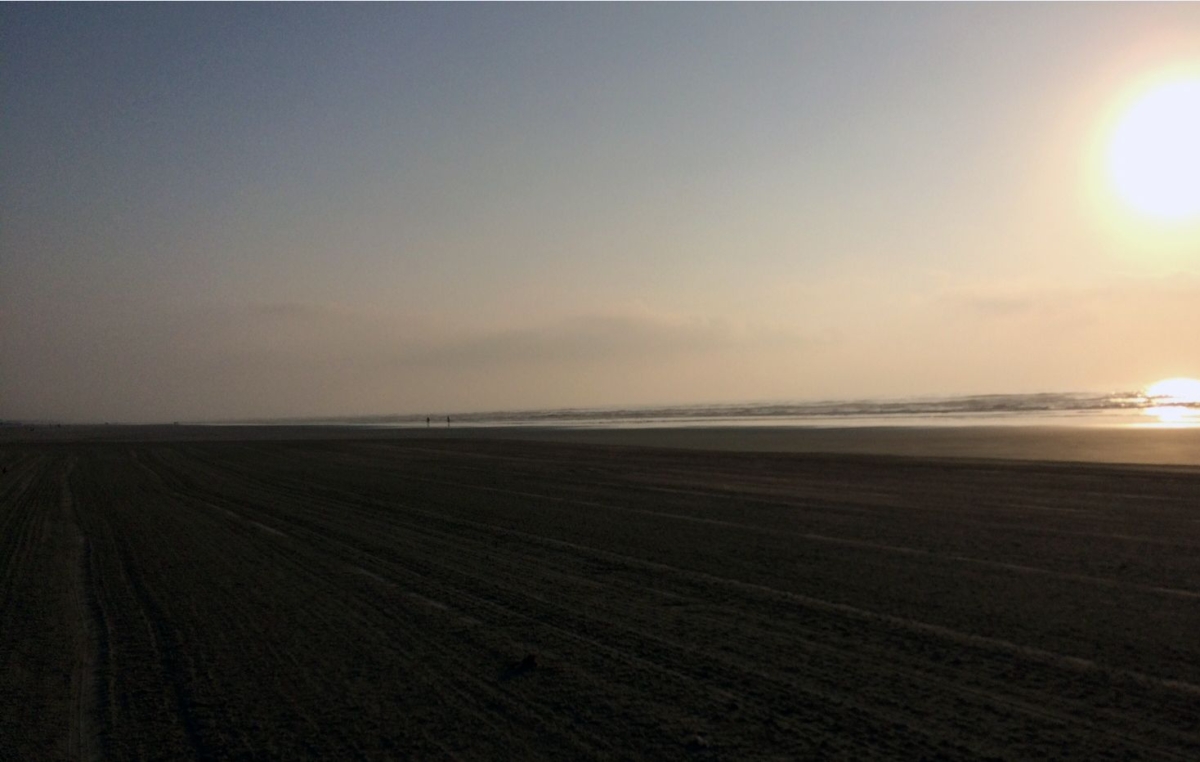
[1145,406,1200,427]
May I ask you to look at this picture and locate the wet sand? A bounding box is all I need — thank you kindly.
[448,424,1200,468]
[5,422,1200,467]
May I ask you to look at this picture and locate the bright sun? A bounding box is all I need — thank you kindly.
[1107,78,1200,221]
[1145,377,1200,404]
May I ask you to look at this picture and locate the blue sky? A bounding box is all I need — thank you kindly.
[3,4,1198,421]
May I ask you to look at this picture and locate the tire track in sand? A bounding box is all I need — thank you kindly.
[61,458,101,762]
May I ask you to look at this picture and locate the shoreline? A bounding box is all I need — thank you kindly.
[5,422,1200,468]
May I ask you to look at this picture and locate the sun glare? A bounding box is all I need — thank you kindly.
[1146,377,1200,403]
[1107,79,1200,221]
[1144,377,1200,426]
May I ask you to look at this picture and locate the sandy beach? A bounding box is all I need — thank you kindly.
[9,3,1200,758]
[2,426,1198,759]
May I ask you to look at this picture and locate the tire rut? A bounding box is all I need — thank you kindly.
[61,457,102,762]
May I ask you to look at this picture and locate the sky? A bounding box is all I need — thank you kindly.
[3,4,1199,423]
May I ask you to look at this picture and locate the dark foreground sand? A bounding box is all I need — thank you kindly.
[2,427,1199,759]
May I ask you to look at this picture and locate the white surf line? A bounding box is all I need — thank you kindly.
[394,499,1200,699]
[415,477,1200,601]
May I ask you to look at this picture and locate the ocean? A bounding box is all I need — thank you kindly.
[238,391,1199,429]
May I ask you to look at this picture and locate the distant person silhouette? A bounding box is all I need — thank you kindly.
[446,416,451,428]
[426,417,430,428]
